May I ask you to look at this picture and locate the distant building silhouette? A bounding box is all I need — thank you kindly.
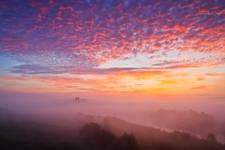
[73,96,86,103]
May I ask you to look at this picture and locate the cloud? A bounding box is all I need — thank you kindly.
[11,56,213,76]
[0,0,225,94]
[191,85,207,90]
[206,73,225,77]
[10,64,167,75]
[11,64,66,74]
[196,77,204,81]
[160,79,177,85]
[0,0,224,67]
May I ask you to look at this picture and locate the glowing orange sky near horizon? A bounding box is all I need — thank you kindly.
[1,62,225,96]
[0,0,225,98]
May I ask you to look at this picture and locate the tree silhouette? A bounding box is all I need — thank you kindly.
[79,122,139,150]
[118,133,138,150]
[206,133,217,143]
[79,122,117,150]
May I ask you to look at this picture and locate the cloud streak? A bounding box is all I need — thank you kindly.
[0,0,224,94]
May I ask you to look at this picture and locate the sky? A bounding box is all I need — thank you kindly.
[0,0,225,99]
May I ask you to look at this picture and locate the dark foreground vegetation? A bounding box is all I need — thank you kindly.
[0,120,225,150]
[0,107,225,150]
[0,122,138,150]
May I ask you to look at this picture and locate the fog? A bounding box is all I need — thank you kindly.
[1,92,225,119]
[1,91,225,145]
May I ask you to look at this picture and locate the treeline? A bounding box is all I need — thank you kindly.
[0,121,225,150]
[0,122,137,150]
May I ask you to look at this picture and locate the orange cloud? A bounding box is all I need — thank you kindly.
[160,79,177,85]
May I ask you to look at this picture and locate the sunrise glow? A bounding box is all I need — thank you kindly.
[0,0,224,97]
[1,1,225,149]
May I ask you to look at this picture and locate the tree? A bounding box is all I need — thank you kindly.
[79,122,117,150]
[206,133,217,143]
[118,133,138,150]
